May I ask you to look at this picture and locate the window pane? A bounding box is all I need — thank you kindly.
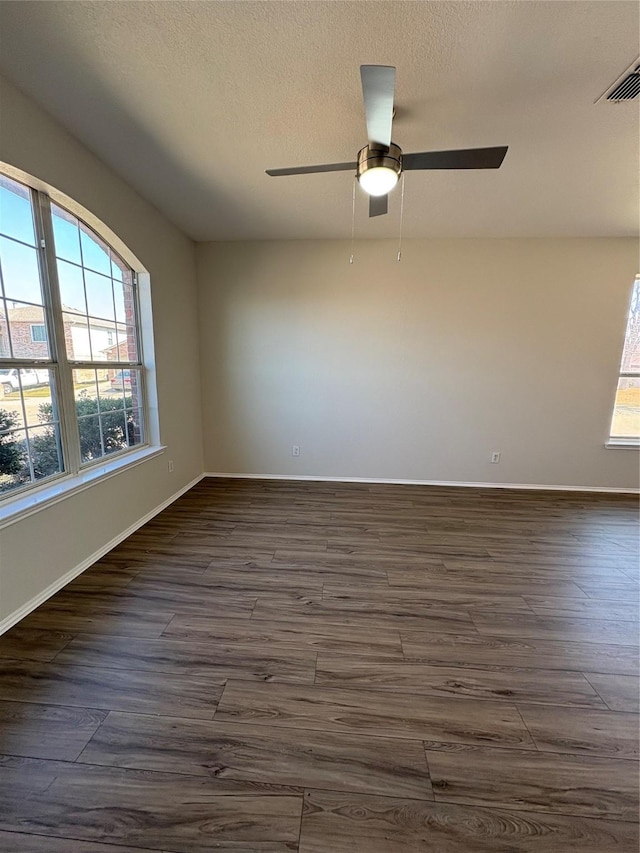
[115,324,127,359]
[30,424,63,481]
[105,368,127,407]
[63,311,91,360]
[127,368,143,411]
[115,324,138,361]
[89,318,116,361]
[94,367,111,406]
[125,408,143,448]
[73,367,110,411]
[610,377,640,439]
[125,326,138,361]
[73,368,99,406]
[78,414,103,462]
[111,253,127,282]
[102,407,128,455]
[52,204,82,265]
[85,270,115,321]
[0,236,44,305]
[80,224,111,276]
[113,279,134,324]
[6,303,49,359]
[0,428,29,494]
[0,175,36,247]
[620,279,640,374]
[0,379,25,428]
[21,369,57,428]
[57,259,87,315]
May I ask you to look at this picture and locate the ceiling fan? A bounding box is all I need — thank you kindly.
[266,65,508,218]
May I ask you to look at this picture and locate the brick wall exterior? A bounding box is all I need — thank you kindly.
[8,321,49,359]
[0,316,48,359]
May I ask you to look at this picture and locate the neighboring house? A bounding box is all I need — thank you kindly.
[101,340,134,362]
[0,304,48,359]
[65,313,116,362]
[0,304,118,361]
[101,339,138,387]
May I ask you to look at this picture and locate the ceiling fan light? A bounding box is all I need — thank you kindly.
[356,143,402,197]
[358,167,399,196]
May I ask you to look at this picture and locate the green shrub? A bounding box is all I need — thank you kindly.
[21,395,138,482]
[0,409,25,491]
[1,394,140,489]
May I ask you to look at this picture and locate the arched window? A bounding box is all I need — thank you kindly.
[0,170,152,500]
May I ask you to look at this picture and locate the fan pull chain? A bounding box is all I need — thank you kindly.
[397,172,405,262]
[349,178,356,264]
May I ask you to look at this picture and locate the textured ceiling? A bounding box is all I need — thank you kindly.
[0,1,637,241]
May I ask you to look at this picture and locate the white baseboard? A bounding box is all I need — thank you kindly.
[204,471,639,494]
[0,473,204,636]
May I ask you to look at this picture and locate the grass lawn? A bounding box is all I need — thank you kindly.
[2,380,100,401]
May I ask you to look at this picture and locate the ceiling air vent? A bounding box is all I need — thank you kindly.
[607,65,640,100]
[597,58,640,103]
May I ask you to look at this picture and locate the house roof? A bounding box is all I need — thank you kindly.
[0,305,45,322]
[0,305,117,330]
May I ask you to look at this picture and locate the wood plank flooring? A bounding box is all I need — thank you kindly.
[0,478,638,851]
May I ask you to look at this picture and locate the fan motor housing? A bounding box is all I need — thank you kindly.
[357,143,403,181]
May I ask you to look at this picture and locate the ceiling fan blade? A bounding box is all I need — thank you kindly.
[360,65,396,148]
[402,146,508,171]
[266,162,356,177]
[369,194,388,217]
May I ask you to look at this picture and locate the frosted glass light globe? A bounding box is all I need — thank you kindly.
[358,166,399,196]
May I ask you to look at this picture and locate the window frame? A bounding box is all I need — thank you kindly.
[607,275,640,448]
[0,171,155,508]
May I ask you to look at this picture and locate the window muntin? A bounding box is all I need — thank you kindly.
[0,172,147,499]
[610,277,640,442]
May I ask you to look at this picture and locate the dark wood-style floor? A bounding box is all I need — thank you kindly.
[0,478,638,852]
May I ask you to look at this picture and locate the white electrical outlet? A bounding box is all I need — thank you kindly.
[168,459,174,472]
[292,445,300,457]
[490,451,501,464]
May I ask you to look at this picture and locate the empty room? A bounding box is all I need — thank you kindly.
[0,1,638,851]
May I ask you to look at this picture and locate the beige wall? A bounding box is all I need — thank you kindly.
[0,76,203,623]
[197,238,639,490]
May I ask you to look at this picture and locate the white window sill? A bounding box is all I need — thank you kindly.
[0,445,166,530]
[605,439,640,449]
